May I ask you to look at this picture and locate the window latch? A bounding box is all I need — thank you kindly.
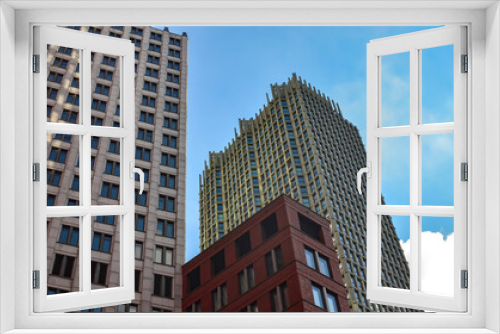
[357,162,371,195]
[461,54,468,73]
[130,161,144,194]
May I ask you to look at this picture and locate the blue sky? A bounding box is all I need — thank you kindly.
[160,26,455,261]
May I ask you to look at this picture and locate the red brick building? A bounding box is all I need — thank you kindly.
[182,195,350,312]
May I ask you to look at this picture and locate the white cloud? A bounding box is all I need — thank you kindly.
[399,231,454,296]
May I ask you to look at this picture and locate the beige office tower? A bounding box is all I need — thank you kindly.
[199,74,413,312]
[45,26,187,312]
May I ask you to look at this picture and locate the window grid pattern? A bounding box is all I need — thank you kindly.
[199,74,413,312]
[45,25,187,313]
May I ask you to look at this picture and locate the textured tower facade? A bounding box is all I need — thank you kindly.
[45,26,187,312]
[199,74,411,312]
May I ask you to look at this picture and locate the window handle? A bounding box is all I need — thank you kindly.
[130,161,144,194]
[357,162,371,195]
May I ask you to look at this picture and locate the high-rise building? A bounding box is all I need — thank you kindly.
[199,74,411,312]
[45,26,187,312]
[183,195,350,312]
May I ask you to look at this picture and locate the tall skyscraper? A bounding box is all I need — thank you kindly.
[199,74,411,312]
[46,26,187,312]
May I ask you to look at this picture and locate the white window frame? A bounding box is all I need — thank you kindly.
[365,26,467,312]
[0,1,499,333]
[33,25,137,313]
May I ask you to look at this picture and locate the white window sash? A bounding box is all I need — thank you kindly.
[366,26,468,312]
[33,26,136,313]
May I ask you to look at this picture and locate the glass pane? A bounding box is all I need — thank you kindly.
[380,136,410,205]
[380,215,410,290]
[47,134,80,206]
[91,137,122,205]
[47,217,81,295]
[381,52,410,127]
[420,216,454,296]
[47,45,81,125]
[92,52,121,127]
[421,133,454,206]
[421,45,454,124]
[91,215,121,291]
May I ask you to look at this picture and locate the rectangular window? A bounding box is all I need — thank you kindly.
[137,128,153,142]
[156,219,175,238]
[108,140,120,154]
[150,31,162,41]
[148,43,161,52]
[211,249,225,276]
[66,93,79,105]
[187,266,200,292]
[235,232,252,258]
[153,274,173,298]
[169,37,181,46]
[265,245,283,276]
[135,147,151,161]
[311,283,339,312]
[104,160,120,176]
[58,225,79,246]
[51,254,75,278]
[159,174,176,189]
[98,69,113,81]
[143,81,157,92]
[154,245,173,266]
[158,195,175,212]
[304,247,331,278]
[298,213,323,242]
[211,283,227,311]
[135,214,145,232]
[90,261,108,285]
[141,96,156,108]
[47,169,62,186]
[238,265,255,295]
[91,99,107,112]
[94,83,110,95]
[139,111,154,124]
[95,215,115,225]
[102,56,116,66]
[135,271,141,292]
[130,27,143,36]
[147,55,160,64]
[134,190,148,206]
[261,213,278,240]
[135,241,143,260]
[145,67,159,78]
[270,282,288,312]
[186,301,201,312]
[92,232,112,253]
[100,182,119,200]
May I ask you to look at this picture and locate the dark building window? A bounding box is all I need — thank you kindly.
[137,128,153,142]
[235,232,252,258]
[186,300,201,312]
[104,160,120,176]
[265,245,283,277]
[211,249,225,276]
[92,99,107,112]
[51,254,75,278]
[156,219,175,238]
[92,232,112,253]
[94,83,110,95]
[158,195,175,212]
[47,194,56,206]
[47,87,58,100]
[48,72,63,83]
[135,270,141,292]
[186,266,200,293]
[148,43,161,52]
[160,174,175,188]
[135,241,143,259]
[139,111,154,124]
[47,169,62,186]
[48,148,68,163]
[100,182,119,200]
[70,175,79,191]
[108,140,120,154]
[240,302,258,312]
[135,214,145,232]
[91,261,107,285]
[211,283,227,311]
[95,215,115,225]
[238,265,255,295]
[261,213,278,240]
[98,69,113,81]
[130,27,143,36]
[135,147,151,161]
[270,282,288,312]
[161,153,177,168]
[53,133,72,143]
[153,274,173,298]
[58,225,79,246]
[61,110,78,123]
[134,190,148,206]
[298,213,323,242]
[102,56,116,66]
